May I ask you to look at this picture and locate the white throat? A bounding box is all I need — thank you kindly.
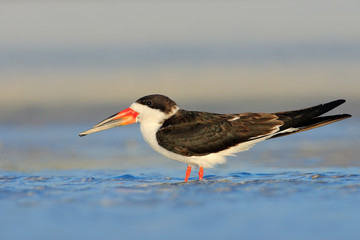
[129,102,179,151]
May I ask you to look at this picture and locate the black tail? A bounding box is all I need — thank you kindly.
[271,99,351,139]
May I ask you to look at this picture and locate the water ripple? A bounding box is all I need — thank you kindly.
[1,170,360,207]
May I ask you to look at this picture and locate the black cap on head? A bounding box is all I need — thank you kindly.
[136,94,177,114]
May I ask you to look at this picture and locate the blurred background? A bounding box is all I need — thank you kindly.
[0,0,359,171]
[1,3,360,240]
[1,0,359,121]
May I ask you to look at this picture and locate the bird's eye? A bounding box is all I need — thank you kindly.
[146,101,152,106]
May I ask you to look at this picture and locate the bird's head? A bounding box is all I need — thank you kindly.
[79,94,178,137]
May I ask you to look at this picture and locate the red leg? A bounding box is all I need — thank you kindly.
[184,165,192,182]
[198,166,204,181]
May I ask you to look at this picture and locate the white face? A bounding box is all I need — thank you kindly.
[130,102,179,124]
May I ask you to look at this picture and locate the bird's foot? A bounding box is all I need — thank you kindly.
[184,165,192,182]
[184,166,204,182]
[198,166,204,181]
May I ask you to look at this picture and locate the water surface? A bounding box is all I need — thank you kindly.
[0,121,359,240]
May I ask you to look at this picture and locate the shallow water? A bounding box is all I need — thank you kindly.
[0,120,359,239]
[1,170,360,240]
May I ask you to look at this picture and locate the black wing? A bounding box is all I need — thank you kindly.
[156,99,351,156]
[156,110,282,156]
[271,99,351,138]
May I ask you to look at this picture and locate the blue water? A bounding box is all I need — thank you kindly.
[0,120,359,240]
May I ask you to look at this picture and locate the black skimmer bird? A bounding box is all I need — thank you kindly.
[79,94,351,182]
